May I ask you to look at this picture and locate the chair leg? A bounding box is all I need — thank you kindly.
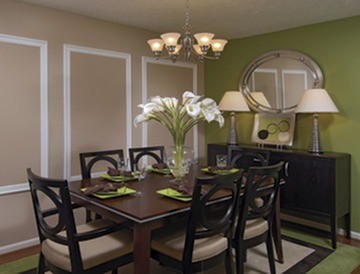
[37,253,46,274]
[111,269,118,274]
[225,247,233,274]
[86,209,92,222]
[235,244,245,274]
[265,235,276,274]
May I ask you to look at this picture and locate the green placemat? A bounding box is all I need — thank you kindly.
[100,173,137,182]
[201,167,239,175]
[157,188,192,202]
[148,166,171,175]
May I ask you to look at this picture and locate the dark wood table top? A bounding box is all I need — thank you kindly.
[69,165,231,224]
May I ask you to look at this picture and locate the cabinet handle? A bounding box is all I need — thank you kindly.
[284,162,289,177]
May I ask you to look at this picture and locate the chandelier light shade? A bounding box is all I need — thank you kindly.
[296,88,339,153]
[147,0,228,62]
[219,91,250,145]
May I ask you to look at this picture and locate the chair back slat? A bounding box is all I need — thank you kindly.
[129,146,164,171]
[228,146,269,170]
[79,149,124,179]
[235,162,284,240]
[183,171,243,264]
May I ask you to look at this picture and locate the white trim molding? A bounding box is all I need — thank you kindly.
[0,237,39,255]
[64,44,132,180]
[63,44,131,180]
[141,57,199,159]
[0,33,48,196]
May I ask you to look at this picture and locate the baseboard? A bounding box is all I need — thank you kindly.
[339,228,360,241]
[0,237,39,255]
[281,213,360,241]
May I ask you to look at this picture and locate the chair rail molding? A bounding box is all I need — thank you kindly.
[0,33,48,195]
[141,56,199,159]
[63,44,131,180]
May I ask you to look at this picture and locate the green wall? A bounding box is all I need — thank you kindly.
[205,16,360,233]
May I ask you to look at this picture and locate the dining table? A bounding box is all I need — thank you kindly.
[69,164,283,274]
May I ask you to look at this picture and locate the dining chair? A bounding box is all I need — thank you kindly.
[232,161,284,274]
[128,145,164,171]
[151,171,243,274]
[228,147,285,264]
[27,168,133,274]
[227,146,270,170]
[79,149,124,222]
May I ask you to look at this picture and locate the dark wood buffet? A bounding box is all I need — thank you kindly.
[207,143,351,249]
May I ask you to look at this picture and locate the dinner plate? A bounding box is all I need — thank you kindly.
[82,186,136,199]
[156,188,192,202]
[100,173,137,182]
[148,166,172,175]
[201,167,239,175]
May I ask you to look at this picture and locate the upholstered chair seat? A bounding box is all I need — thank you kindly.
[42,219,133,272]
[243,219,269,240]
[151,224,228,262]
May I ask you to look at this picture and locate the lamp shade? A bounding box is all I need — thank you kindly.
[210,39,228,52]
[147,39,164,52]
[160,32,181,47]
[296,89,339,113]
[194,33,214,46]
[218,91,250,112]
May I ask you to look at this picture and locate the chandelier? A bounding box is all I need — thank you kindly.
[147,0,228,62]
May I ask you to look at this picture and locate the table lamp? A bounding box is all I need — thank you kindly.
[296,88,339,153]
[218,91,250,145]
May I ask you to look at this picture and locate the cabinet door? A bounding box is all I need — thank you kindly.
[280,155,332,215]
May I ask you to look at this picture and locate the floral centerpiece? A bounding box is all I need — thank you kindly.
[134,91,224,179]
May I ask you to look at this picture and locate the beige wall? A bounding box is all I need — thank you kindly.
[0,0,204,252]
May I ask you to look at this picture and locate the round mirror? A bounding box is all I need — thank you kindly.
[240,50,324,113]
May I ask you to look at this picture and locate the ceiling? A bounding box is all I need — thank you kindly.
[19,0,360,39]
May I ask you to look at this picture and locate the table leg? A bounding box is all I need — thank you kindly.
[273,193,284,263]
[133,222,151,274]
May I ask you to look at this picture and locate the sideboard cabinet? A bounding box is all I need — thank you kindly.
[207,143,351,248]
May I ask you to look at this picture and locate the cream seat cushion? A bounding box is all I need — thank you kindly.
[42,219,133,272]
[243,218,269,240]
[151,225,228,262]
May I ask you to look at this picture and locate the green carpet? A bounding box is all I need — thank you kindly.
[0,228,359,273]
[0,254,38,273]
[282,228,360,274]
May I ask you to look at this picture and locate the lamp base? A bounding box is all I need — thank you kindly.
[226,112,239,145]
[308,113,322,154]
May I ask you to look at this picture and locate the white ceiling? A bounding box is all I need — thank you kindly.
[19,0,360,39]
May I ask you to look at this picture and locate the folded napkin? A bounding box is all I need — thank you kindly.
[107,167,133,177]
[152,162,168,169]
[107,167,121,176]
[83,182,125,195]
[174,184,194,196]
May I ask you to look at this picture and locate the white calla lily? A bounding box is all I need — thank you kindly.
[186,103,201,118]
[134,114,149,127]
[183,91,201,105]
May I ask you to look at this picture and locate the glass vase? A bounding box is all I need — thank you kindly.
[165,145,194,182]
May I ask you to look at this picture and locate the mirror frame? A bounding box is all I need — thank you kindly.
[239,50,324,113]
